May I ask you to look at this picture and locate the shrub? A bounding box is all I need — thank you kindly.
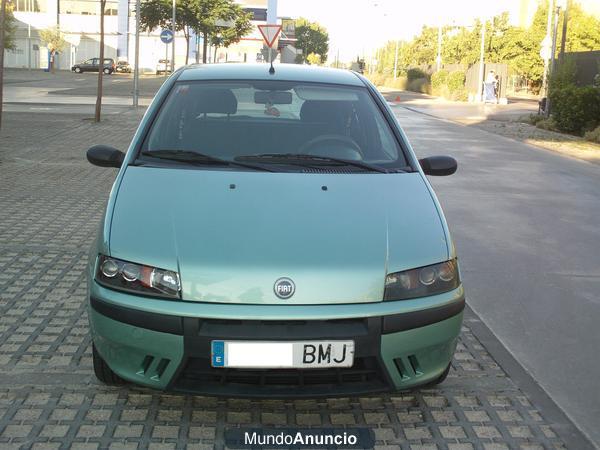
[549,56,577,92]
[584,125,600,143]
[523,114,546,125]
[536,118,558,131]
[384,76,408,90]
[449,86,468,101]
[406,78,431,94]
[447,71,466,93]
[366,73,387,87]
[431,70,449,95]
[550,85,600,134]
[407,67,429,82]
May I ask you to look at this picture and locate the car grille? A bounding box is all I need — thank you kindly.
[171,356,389,397]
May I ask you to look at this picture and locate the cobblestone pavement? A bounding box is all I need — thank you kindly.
[0,110,577,449]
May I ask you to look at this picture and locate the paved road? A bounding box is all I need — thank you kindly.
[0,105,589,447]
[391,105,600,446]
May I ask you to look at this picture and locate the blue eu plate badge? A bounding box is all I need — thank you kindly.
[211,341,225,367]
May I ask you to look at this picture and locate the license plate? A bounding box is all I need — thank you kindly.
[211,340,354,368]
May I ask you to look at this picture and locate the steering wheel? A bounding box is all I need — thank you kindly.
[298,134,364,160]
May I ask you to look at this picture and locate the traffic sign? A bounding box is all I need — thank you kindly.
[258,24,282,48]
[160,29,174,44]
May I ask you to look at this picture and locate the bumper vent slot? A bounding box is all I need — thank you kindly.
[137,355,171,381]
[138,355,154,376]
[394,355,423,381]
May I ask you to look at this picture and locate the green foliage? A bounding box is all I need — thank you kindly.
[306,52,322,65]
[431,69,449,94]
[139,0,252,64]
[430,70,466,100]
[550,85,600,134]
[294,18,329,64]
[549,56,577,92]
[39,27,68,52]
[524,113,546,125]
[406,78,431,94]
[372,2,600,88]
[407,68,429,82]
[535,118,558,131]
[2,3,17,51]
[584,125,600,143]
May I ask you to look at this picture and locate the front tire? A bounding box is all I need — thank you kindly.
[92,345,125,385]
[425,362,451,387]
[103,68,111,75]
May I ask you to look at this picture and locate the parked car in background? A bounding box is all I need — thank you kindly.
[115,60,132,73]
[72,58,115,74]
[156,59,172,75]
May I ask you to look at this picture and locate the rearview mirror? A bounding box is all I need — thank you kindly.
[418,156,457,176]
[87,145,125,168]
[254,91,293,104]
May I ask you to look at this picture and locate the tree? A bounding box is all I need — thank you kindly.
[140,0,199,65]
[208,4,252,61]
[39,27,68,73]
[306,52,322,65]
[193,0,236,63]
[2,1,16,51]
[294,18,328,64]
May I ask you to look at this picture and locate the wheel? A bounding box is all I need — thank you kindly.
[74,67,82,73]
[103,68,111,75]
[92,345,126,385]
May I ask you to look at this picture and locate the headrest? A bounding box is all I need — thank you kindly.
[195,88,237,115]
[300,100,352,122]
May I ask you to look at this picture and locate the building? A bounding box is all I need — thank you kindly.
[4,0,282,71]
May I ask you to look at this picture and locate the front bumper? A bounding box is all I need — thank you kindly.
[89,284,464,397]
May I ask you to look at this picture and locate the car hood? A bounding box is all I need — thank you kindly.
[109,166,449,304]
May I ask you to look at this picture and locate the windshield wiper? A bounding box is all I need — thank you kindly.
[140,150,274,172]
[235,153,393,174]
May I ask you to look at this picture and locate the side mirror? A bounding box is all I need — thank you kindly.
[87,145,125,168]
[419,156,457,176]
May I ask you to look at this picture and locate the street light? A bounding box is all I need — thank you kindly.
[133,0,140,107]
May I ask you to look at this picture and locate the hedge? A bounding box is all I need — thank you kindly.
[549,85,600,134]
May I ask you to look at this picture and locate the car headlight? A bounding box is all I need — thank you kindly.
[384,259,459,301]
[95,255,181,299]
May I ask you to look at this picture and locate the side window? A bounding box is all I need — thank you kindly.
[92,59,99,65]
[84,59,93,64]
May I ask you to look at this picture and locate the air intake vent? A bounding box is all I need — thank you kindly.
[137,355,171,381]
[394,354,423,381]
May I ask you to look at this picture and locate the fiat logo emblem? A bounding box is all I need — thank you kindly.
[274,277,295,299]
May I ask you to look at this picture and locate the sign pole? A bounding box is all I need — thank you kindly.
[171,0,176,72]
[133,0,140,107]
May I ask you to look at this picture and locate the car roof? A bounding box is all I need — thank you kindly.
[177,63,364,86]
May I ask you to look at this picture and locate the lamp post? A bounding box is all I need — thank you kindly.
[541,0,554,100]
[477,18,486,102]
[436,25,442,72]
[171,0,176,72]
[393,40,398,80]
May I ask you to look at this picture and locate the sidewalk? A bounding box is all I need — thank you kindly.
[0,108,593,449]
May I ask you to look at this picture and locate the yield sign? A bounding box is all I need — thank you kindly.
[258,24,282,48]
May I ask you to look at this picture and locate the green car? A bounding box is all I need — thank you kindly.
[86,63,463,397]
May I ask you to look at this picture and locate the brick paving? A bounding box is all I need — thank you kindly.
[0,110,571,449]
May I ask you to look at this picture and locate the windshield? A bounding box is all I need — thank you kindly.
[142,80,407,171]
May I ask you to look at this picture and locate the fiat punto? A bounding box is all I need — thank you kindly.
[86,63,464,396]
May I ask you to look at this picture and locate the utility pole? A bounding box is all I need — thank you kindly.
[477,19,486,102]
[132,0,140,107]
[546,3,561,117]
[559,0,568,58]
[171,0,176,72]
[541,0,554,99]
[436,25,442,72]
[0,0,7,130]
[393,40,398,80]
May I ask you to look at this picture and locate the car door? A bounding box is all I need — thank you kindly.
[91,58,100,72]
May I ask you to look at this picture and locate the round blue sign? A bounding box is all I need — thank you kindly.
[160,29,174,44]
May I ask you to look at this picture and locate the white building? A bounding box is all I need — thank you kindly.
[4,0,276,71]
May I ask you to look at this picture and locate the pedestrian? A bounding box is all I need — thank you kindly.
[49,49,56,74]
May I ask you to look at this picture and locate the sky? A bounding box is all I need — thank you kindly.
[277,0,522,63]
